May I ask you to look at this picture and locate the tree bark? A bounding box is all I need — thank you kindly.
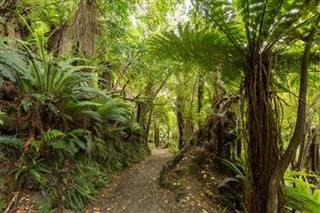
[245,54,281,213]
[154,126,160,147]
[176,94,185,149]
[0,0,28,40]
[266,16,320,213]
[197,74,204,114]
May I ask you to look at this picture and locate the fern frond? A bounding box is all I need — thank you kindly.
[82,110,103,123]
[285,186,320,212]
[284,170,320,212]
[148,24,235,67]
[0,135,24,149]
[97,98,131,124]
[42,129,66,142]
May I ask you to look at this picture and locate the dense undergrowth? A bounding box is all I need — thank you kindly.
[0,32,150,212]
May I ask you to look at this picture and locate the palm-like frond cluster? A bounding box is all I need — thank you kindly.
[148,23,243,83]
[149,24,223,66]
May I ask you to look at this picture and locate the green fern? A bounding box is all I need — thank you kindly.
[0,135,24,148]
[43,129,66,142]
[9,158,51,188]
[285,187,320,213]
[218,157,245,178]
[0,135,24,158]
[284,170,320,212]
[148,23,230,67]
[97,98,131,124]
[64,162,107,211]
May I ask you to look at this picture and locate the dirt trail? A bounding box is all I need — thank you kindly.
[84,148,215,213]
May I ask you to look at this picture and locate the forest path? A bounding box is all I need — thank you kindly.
[84,148,213,213]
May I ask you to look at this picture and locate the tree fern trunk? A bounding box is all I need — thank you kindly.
[245,53,281,213]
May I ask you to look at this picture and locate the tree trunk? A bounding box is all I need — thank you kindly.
[176,94,185,149]
[266,16,320,213]
[197,74,204,114]
[312,132,320,184]
[62,0,97,56]
[310,135,317,173]
[0,0,28,40]
[98,63,112,90]
[245,53,281,213]
[154,126,160,147]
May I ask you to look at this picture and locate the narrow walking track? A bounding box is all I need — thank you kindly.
[84,148,213,213]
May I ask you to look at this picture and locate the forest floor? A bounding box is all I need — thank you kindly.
[84,148,223,213]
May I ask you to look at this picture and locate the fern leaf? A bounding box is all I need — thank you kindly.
[0,135,24,149]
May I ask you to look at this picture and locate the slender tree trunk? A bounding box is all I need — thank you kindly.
[98,63,112,90]
[266,16,320,213]
[309,133,318,177]
[312,132,320,184]
[154,125,160,147]
[176,94,185,149]
[136,84,152,137]
[197,74,204,114]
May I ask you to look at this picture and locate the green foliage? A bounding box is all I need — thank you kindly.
[34,198,55,213]
[0,0,162,211]
[63,162,107,211]
[166,139,179,154]
[148,23,243,86]
[0,199,4,212]
[0,38,101,99]
[9,158,51,188]
[218,157,245,181]
[216,158,246,197]
[0,178,4,211]
[0,135,24,159]
[35,128,92,158]
[17,0,75,28]
[97,98,131,124]
[0,110,4,126]
[148,23,227,67]
[284,170,320,212]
